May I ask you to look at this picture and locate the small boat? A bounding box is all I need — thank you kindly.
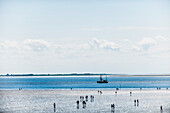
[97,75,108,83]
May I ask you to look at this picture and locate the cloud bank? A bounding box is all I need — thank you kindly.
[0,35,170,74]
[0,35,170,58]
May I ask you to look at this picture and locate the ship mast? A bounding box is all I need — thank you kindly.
[100,75,102,81]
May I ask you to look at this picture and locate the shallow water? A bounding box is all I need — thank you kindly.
[0,76,170,89]
[0,90,170,113]
[1,76,170,112]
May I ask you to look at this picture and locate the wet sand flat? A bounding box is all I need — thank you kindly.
[0,89,170,113]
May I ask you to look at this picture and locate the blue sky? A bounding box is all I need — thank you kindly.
[0,0,170,74]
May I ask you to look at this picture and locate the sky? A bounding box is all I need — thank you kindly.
[0,0,170,74]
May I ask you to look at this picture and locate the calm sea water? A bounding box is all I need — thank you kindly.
[0,76,170,89]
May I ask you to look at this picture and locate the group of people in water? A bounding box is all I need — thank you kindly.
[134,99,139,106]
[98,90,102,94]
[52,90,164,112]
[76,95,95,109]
[113,90,163,112]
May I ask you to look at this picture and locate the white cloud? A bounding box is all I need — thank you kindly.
[100,40,120,51]
[23,39,49,52]
[0,41,19,50]
[0,43,4,49]
[89,38,120,51]
[152,36,170,54]
[139,38,157,51]
[129,35,170,58]
[89,38,100,49]
[131,45,142,52]
[155,35,170,41]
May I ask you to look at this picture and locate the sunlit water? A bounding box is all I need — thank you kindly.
[1,76,170,113]
[0,90,170,113]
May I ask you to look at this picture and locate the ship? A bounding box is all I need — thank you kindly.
[97,75,108,83]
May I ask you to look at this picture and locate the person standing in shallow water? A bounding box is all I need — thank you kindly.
[100,91,102,94]
[115,91,117,95]
[160,106,163,111]
[134,99,136,106]
[130,91,132,96]
[137,99,139,106]
[54,103,56,112]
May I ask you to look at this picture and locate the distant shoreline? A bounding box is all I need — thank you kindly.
[0,74,170,77]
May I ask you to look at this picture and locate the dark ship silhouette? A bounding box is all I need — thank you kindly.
[97,75,108,83]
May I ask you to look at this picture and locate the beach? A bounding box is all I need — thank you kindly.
[0,89,170,113]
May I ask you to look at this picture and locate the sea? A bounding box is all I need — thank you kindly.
[0,76,170,89]
[1,76,170,113]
